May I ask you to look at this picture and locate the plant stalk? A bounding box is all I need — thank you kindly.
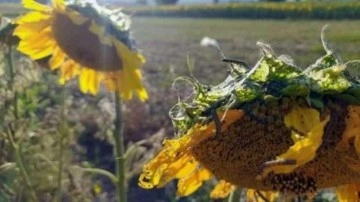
[5,46,18,119]
[5,45,38,202]
[56,87,67,202]
[113,92,127,202]
[228,188,241,202]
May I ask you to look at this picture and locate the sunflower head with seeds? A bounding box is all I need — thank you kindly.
[138,28,360,201]
[14,0,147,101]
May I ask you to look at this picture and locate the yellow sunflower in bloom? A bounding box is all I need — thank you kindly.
[139,37,360,201]
[14,0,148,101]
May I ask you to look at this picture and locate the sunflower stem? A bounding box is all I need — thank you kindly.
[114,92,127,202]
[6,46,18,119]
[56,87,67,202]
[5,46,38,201]
[228,188,241,202]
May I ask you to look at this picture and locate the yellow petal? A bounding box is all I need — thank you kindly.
[336,184,360,202]
[284,105,320,134]
[210,180,235,199]
[79,68,101,95]
[59,60,80,84]
[23,0,51,12]
[14,20,51,39]
[155,154,195,188]
[16,11,52,25]
[112,40,148,101]
[261,107,330,177]
[138,110,244,191]
[174,157,198,179]
[16,25,54,60]
[136,86,149,102]
[49,47,66,70]
[177,168,212,197]
[17,38,55,60]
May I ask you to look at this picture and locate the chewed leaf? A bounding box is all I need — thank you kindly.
[309,65,351,93]
[250,56,301,82]
[234,83,261,103]
[250,59,270,82]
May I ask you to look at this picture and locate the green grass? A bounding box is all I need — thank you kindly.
[127,2,360,19]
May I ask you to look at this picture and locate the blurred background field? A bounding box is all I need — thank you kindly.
[0,0,359,201]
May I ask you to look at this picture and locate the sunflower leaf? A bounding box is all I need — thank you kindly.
[250,43,301,83]
[308,65,351,93]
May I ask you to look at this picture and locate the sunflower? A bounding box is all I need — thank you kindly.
[139,31,360,201]
[14,0,147,101]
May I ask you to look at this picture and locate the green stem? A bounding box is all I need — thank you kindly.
[6,131,38,202]
[5,46,38,201]
[5,46,18,119]
[114,92,127,202]
[228,188,241,202]
[56,87,67,202]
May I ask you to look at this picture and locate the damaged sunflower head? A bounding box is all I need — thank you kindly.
[13,0,147,101]
[139,27,360,201]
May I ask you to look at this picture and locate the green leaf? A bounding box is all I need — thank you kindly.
[308,65,351,93]
[282,83,310,97]
[234,83,261,104]
[250,43,300,82]
[250,59,270,82]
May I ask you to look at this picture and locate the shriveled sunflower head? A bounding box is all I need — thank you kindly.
[14,0,148,101]
[139,28,360,201]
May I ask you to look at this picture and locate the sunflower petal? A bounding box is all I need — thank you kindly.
[177,168,212,197]
[49,47,66,70]
[79,68,101,95]
[16,11,52,25]
[14,20,51,39]
[336,184,360,202]
[261,106,330,176]
[210,180,235,199]
[23,0,51,12]
[18,39,55,60]
[59,60,80,84]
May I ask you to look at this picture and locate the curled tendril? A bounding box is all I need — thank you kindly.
[321,24,342,64]
[172,76,200,103]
